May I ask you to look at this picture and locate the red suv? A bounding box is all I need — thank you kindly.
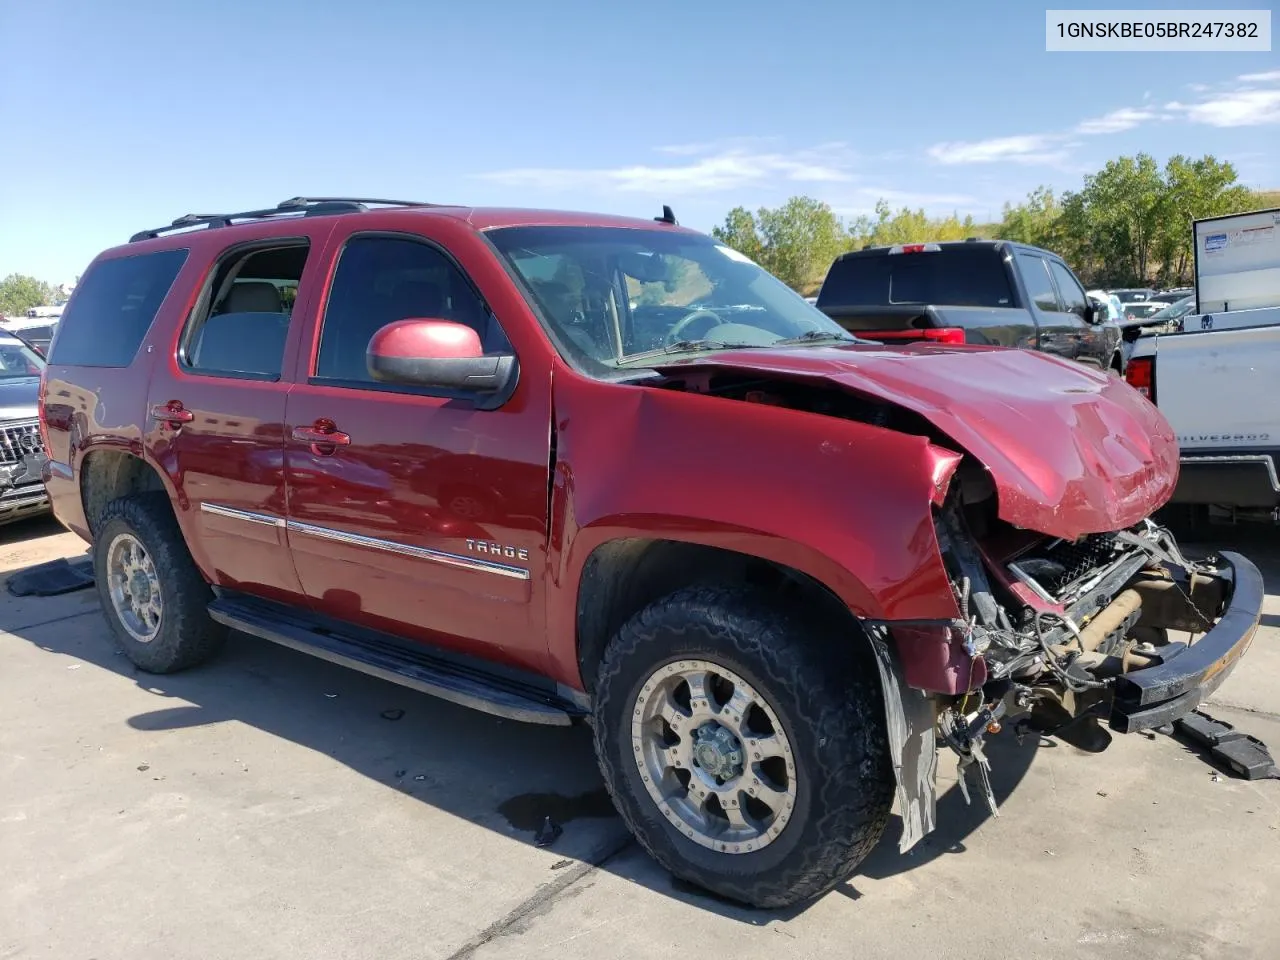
[39,197,1262,907]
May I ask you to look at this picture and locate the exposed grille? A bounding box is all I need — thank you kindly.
[1043,533,1120,593]
[1009,532,1122,601]
[0,420,43,465]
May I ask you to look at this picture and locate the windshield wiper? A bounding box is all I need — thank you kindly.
[616,339,768,365]
[772,330,861,346]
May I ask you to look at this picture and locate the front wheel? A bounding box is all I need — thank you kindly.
[592,585,894,908]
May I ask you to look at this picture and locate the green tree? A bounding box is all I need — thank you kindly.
[712,198,845,291]
[756,197,846,290]
[0,274,54,316]
[1064,153,1165,285]
[1152,155,1254,284]
[710,206,765,264]
[853,200,978,247]
[996,186,1061,249]
[706,153,1265,292]
[1053,153,1256,287]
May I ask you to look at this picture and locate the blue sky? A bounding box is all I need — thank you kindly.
[1,0,1277,283]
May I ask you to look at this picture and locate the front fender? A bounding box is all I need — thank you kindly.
[545,370,963,685]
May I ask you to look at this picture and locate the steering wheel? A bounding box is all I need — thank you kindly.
[665,309,725,344]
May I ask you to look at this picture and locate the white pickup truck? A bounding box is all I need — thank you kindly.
[1126,206,1280,521]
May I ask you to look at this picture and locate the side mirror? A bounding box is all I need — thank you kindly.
[366,319,516,394]
[1082,302,1098,324]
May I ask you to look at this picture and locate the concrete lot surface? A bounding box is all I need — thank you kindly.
[1,516,1277,960]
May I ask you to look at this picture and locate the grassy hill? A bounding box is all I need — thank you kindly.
[1252,189,1280,209]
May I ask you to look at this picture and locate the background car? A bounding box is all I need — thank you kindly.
[0,316,59,356]
[1145,294,1197,332]
[1109,288,1156,304]
[1087,289,1126,324]
[1122,301,1169,321]
[0,330,50,525]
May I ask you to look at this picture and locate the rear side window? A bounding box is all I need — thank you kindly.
[49,249,188,367]
[818,248,1013,309]
[180,242,308,380]
[1016,254,1060,312]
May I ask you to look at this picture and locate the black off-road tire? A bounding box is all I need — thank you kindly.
[93,493,227,673]
[592,584,894,908]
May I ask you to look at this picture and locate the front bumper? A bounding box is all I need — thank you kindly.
[1110,551,1264,733]
[1171,454,1280,509]
[0,481,50,525]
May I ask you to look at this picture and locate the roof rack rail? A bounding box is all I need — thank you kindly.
[128,196,434,243]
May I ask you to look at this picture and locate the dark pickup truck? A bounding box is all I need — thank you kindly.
[815,240,1124,373]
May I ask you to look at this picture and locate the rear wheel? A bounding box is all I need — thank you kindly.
[592,585,894,908]
[93,493,226,673]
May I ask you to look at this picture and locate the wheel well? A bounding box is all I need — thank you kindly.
[575,538,855,693]
[80,450,168,537]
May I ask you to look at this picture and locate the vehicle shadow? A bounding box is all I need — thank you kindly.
[0,514,66,547]
[16,514,1274,922]
[5,582,1044,924]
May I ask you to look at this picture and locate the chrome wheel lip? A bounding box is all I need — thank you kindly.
[631,658,797,855]
[105,532,163,644]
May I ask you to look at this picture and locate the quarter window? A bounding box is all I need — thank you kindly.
[1017,254,1060,312]
[48,249,188,367]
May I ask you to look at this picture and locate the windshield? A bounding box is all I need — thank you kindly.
[1124,302,1164,318]
[1150,296,1195,320]
[486,226,854,369]
[1112,289,1151,303]
[0,337,45,378]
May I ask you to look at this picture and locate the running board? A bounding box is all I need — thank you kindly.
[208,595,581,726]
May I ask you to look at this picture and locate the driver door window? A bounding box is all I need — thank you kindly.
[314,236,511,386]
[1048,261,1088,317]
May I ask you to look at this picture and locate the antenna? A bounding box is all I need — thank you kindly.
[654,205,678,225]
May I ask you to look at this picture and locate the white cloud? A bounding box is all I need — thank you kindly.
[1168,88,1280,127]
[476,142,858,195]
[930,68,1280,167]
[1163,71,1280,127]
[1075,107,1157,134]
[927,134,1064,165]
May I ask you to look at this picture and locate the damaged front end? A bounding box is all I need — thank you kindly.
[881,487,1264,853]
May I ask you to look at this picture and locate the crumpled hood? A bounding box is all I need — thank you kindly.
[651,343,1178,540]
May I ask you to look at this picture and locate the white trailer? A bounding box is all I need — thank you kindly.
[1188,207,1280,332]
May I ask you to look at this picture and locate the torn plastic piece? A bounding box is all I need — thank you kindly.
[955,741,1000,819]
[869,629,938,852]
[1174,709,1280,781]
